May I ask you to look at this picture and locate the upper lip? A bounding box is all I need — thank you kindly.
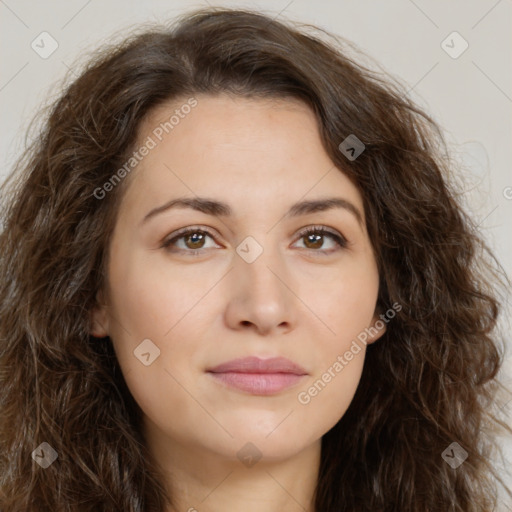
[207,356,308,375]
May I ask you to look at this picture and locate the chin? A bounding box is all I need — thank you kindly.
[208,421,316,460]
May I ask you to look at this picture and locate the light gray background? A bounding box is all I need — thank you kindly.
[1,0,511,506]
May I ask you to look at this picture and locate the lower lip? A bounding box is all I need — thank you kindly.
[208,372,306,395]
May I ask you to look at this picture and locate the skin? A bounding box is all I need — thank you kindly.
[91,94,385,512]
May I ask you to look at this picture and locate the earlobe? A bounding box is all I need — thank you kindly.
[366,313,387,345]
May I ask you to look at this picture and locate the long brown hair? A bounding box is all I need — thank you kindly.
[1,7,510,511]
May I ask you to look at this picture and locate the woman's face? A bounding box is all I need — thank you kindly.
[91,94,384,464]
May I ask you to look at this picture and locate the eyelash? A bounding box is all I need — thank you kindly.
[161,225,348,256]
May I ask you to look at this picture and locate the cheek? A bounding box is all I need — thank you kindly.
[315,255,379,343]
[294,306,369,440]
[295,256,378,428]
[104,249,214,421]
[106,247,210,343]
[296,350,365,435]
[105,265,203,443]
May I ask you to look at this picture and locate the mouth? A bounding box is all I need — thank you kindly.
[206,356,308,396]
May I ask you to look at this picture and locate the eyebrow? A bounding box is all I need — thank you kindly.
[141,196,363,226]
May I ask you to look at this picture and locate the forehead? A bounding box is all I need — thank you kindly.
[138,93,319,154]
[121,94,364,219]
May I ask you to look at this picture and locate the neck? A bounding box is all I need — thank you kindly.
[146,427,321,512]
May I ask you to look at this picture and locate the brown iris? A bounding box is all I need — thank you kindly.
[303,233,323,249]
[184,232,206,250]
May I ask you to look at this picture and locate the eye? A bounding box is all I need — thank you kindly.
[161,227,219,254]
[161,225,348,256]
[293,225,348,254]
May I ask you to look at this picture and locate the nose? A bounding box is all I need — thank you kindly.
[224,245,297,336]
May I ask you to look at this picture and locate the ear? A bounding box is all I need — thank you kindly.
[90,289,110,338]
[365,311,387,345]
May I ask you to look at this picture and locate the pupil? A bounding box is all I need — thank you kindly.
[188,233,204,248]
[306,233,322,249]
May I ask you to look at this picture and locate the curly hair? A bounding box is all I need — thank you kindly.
[1,7,511,511]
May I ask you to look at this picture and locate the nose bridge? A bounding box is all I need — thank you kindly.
[225,230,295,333]
[235,231,286,295]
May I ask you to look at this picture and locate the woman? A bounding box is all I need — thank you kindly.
[1,7,510,511]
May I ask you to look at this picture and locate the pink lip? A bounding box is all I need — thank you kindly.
[207,356,308,396]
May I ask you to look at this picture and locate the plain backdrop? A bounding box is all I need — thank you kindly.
[1,0,511,506]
